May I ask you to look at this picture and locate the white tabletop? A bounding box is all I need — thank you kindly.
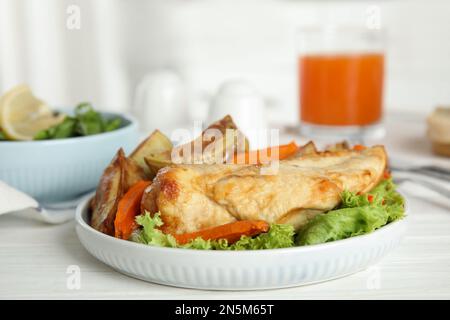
[1,113,449,299]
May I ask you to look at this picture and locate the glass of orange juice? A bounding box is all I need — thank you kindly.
[298,26,385,141]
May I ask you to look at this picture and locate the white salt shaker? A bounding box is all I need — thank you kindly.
[133,70,187,133]
[207,79,268,149]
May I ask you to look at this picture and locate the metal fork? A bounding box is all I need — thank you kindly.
[390,165,450,183]
[393,176,450,199]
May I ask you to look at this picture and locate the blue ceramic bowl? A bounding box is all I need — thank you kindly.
[0,112,139,204]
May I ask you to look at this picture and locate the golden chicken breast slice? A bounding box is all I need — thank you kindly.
[141,145,387,234]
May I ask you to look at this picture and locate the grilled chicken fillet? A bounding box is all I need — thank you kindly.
[141,146,387,234]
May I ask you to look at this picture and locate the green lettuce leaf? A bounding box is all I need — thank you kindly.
[133,212,295,250]
[33,103,122,140]
[133,212,178,248]
[296,179,405,246]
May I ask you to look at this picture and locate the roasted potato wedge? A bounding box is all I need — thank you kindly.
[129,130,173,176]
[90,149,125,235]
[287,141,318,159]
[90,148,147,235]
[145,115,249,173]
[230,129,250,158]
[144,154,172,175]
[171,115,249,164]
[298,141,318,156]
[326,141,350,152]
[122,154,147,190]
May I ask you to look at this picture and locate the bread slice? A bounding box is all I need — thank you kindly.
[427,107,450,157]
[432,142,450,157]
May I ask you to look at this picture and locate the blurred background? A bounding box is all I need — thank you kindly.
[0,0,448,126]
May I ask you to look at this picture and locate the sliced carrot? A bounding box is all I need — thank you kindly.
[114,180,151,240]
[367,194,374,203]
[353,144,366,151]
[173,220,270,245]
[383,170,391,179]
[232,141,298,165]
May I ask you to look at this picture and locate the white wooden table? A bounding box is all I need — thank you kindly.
[1,113,449,299]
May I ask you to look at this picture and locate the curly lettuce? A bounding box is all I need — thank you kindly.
[296,179,405,246]
[132,213,295,250]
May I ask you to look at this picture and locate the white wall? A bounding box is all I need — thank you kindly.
[0,0,449,124]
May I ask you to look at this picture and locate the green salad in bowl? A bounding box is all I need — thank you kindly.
[0,84,123,141]
[0,84,138,203]
[33,103,122,140]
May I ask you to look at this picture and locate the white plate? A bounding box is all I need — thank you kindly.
[75,198,407,290]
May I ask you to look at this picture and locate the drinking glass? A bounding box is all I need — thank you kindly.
[297,26,386,142]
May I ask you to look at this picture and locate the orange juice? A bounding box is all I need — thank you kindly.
[299,53,384,126]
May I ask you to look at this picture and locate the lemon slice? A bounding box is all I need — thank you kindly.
[0,84,65,140]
